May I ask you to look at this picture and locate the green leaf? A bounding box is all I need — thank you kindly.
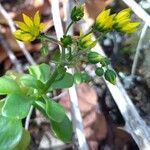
[81,72,90,82]
[104,69,116,85]
[45,97,65,122]
[2,93,33,119]
[74,72,82,84]
[0,100,5,115]
[34,100,47,117]
[50,73,74,90]
[5,70,22,81]
[50,114,73,143]
[28,63,51,83]
[12,129,30,150]
[20,74,45,90]
[0,116,22,150]
[0,76,20,95]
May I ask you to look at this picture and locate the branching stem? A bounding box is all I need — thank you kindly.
[40,34,62,46]
[65,21,74,35]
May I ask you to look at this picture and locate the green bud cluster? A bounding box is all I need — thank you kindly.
[60,35,72,48]
[87,52,116,84]
[2,5,140,150]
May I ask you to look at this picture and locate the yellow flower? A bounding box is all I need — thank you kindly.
[79,31,96,49]
[94,9,114,32]
[13,11,46,42]
[113,8,140,33]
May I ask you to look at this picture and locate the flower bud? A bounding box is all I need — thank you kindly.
[71,6,84,22]
[79,33,96,49]
[60,35,72,47]
[99,57,110,66]
[95,67,104,76]
[113,8,140,33]
[87,52,103,64]
[104,69,116,85]
[93,9,114,32]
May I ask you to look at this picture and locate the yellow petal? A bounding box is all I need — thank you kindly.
[101,14,113,29]
[39,23,46,31]
[34,11,40,26]
[122,22,140,33]
[15,21,30,32]
[13,29,34,41]
[20,33,35,41]
[116,8,131,20]
[96,9,111,24]
[13,29,24,40]
[81,33,92,43]
[84,41,96,48]
[118,18,131,26]
[23,13,33,27]
[79,29,84,37]
[104,18,112,29]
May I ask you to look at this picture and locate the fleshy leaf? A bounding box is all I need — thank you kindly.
[2,93,33,119]
[0,116,22,150]
[20,74,44,90]
[0,100,5,115]
[44,97,65,122]
[0,76,20,95]
[12,129,30,150]
[50,114,73,143]
[50,72,74,90]
[28,63,51,83]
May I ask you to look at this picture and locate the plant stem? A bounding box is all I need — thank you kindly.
[44,66,58,92]
[95,34,103,42]
[61,47,66,62]
[65,21,74,35]
[68,47,72,60]
[40,34,62,46]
